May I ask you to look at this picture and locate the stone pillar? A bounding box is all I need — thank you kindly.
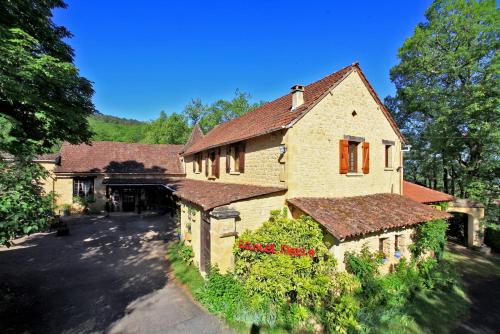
[209,206,240,273]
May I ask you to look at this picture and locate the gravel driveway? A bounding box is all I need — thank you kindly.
[0,214,231,334]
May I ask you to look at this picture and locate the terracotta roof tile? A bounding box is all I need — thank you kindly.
[55,141,184,174]
[184,63,404,155]
[288,194,451,240]
[403,181,454,204]
[167,179,286,210]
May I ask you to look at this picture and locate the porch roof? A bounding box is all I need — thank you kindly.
[166,179,286,211]
[102,178,175,186]
[288,193,451,240]
[403,181,454,204]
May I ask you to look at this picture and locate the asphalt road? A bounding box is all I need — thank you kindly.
[0,214,231,334]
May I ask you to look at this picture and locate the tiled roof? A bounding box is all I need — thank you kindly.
[182,124,204,153]
[403,181,454,204]
[184,63,404,155]
[288,194,451,240]
[55,141,184,174]
[166,179,286,210]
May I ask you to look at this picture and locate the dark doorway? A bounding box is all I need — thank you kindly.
[447,213,469,245]
[200,212,211,273]
[122,189,136,212]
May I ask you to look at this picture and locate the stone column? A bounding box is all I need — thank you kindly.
[209,206,240,273]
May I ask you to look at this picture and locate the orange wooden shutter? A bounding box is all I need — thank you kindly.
[362,142,370,174]
[226,146,231,173]
[239,142,245,173]
[214,148,220,178]
[339,140,349,174]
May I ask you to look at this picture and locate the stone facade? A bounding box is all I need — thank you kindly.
[286,70,403,199]
[184,132,286,187]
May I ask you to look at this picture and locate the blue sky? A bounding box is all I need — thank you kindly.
[53,1,432,121]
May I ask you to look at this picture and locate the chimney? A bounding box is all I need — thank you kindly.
[291,84,304,111]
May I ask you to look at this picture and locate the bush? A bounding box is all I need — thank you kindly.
[411,219,449,260]
[178,243,194,265]
[196,268,247,321]
[234,209,336,309]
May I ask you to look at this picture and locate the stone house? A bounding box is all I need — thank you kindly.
[17,62,455,273]
[173,63,450,273]
[42,141,185,213]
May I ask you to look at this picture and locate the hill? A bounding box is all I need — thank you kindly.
[88,114,148,143]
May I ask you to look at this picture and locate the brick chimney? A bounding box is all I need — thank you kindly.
[291,85,304,111]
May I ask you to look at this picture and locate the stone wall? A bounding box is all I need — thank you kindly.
[180,202,202,267]
[286,70,403,199]
[329,227,416,272]
[184,132,286,187]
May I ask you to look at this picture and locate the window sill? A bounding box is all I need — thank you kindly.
[194,171,201,174]
[229,171,240,175]
[207,176,216,180]
[346,172,363,177]
[384,168,394,171]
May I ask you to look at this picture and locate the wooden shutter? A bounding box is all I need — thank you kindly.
[238,142,245,173]
[226,146,231,173]
[362,142,370,174]
[339,140,349,174]
[205,153,209,177]
[214,148,220,178]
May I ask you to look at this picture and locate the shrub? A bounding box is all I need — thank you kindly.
[345,246,382,284]
[234,209,336,309]
[411,219,449,260]
[178,243,194,265]
[196,268,247,321]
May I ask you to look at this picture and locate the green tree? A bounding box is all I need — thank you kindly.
[387,0,499,212]
[0,0,95,155]
[0,1,94,244]
[0,157,53,246]
[142,111,190,144]
[183,90,263,133]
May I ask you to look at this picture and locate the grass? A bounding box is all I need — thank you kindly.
[166,242,205,295]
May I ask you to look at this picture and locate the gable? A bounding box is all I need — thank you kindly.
[290,68,403,141]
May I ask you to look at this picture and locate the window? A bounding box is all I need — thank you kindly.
[348,141,358,173]
[385,145,393,168]
[340,139,369,174]
[395,234,405,252]
[193,153,202,173]
[226,142,245,174]
[378,237,390,258]
[207,148,220,178]
[73,177,94,200]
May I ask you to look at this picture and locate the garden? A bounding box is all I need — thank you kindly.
[167,209,467,333]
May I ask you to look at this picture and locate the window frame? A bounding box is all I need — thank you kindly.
[347,141,359,173]
[72,177,95,201]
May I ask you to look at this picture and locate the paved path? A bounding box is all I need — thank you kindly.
[0,214,231,334]
[449,243,500,334]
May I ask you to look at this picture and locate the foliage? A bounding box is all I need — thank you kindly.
[0,1,95,156]
[0,157,53,246]
[183,90,264,133]
[88,115,147,143]
[411,219,449,260]
[178,243,194,265]
[142,111,190,144]
[234,209,336,309]
[196,268,248,322]
[386,0,499,224]
[345,246,382,283]
[166,242,204,294]
[73,195,95,214]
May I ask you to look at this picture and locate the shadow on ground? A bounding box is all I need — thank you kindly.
[0,214,175,333]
